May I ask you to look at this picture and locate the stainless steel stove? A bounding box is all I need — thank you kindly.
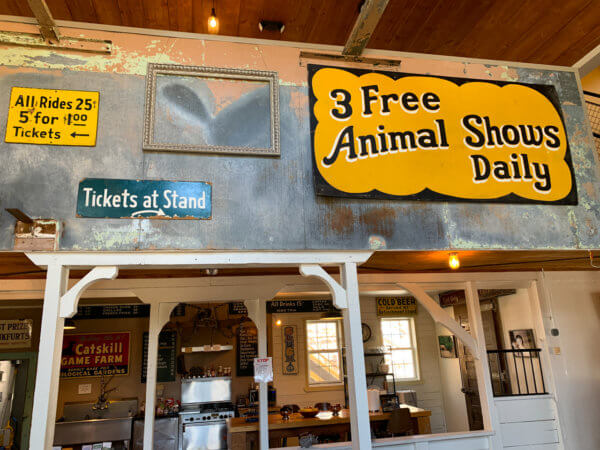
[179,402,235,424]
[179,377,233,450]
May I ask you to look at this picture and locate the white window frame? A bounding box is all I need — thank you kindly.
[305,319,344,387]
[380,317,421,382]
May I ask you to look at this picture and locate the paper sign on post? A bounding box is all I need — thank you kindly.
[254,357,273,383]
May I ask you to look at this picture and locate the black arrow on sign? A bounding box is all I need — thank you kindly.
[71,132,90,138]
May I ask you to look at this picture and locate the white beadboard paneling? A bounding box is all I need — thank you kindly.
[503,444,560,450]
[372,434,491,449]
[500,421,559,447]
[429,436,491,449]
[495,396,556,423]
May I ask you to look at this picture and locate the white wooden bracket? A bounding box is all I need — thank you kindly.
[60,266,119,318]
[243,298,269,450]
[398,282,480,358]
[299,264,347,309]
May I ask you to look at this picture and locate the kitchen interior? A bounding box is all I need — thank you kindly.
[0,288,537,449]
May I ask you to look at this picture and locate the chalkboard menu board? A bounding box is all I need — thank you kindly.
[75,304,150,319]
[237,325,258,377]
[229,302,248,315]
[141,330,177,383]
[266,299,334,314]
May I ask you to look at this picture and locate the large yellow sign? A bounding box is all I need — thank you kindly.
[5,87,99,146]
[309,65,577,204]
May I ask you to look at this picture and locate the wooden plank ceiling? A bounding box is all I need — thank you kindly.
[1,0,600,66]
[1,250,600,279]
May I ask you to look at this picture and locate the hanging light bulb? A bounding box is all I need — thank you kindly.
[208,1,219,33]
[448,252,460,270]
[275,319,282,326]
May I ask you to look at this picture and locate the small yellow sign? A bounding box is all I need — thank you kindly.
[5,87,99,146]
[376,296,418,316]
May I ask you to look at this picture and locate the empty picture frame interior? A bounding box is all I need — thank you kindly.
[143,63,280,156]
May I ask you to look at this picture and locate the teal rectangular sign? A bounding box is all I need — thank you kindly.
[77,178,211,219]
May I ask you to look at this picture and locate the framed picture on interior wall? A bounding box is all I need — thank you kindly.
[438,335,457,358]
[509,329,536,351]
[143,63,280,156]
[282,325,299,375]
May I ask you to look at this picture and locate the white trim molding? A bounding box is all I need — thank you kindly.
[26,251,373,269]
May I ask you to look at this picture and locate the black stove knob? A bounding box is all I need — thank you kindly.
[189,417,194,422]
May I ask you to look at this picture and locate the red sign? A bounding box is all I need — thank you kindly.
[61,332,130,378]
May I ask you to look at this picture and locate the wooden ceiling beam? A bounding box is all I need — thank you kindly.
[342,0,389,56]
[26,0,60,42]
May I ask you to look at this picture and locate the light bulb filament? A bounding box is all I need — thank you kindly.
[208,7,218,31]
[448,252,460,270]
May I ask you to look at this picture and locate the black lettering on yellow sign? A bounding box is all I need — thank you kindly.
[6,87,99,146]
[309,64,578,205]
[376,296,418,316]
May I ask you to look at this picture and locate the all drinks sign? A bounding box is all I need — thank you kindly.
[308,64,577,204]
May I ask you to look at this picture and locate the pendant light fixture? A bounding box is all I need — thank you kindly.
[208,0,219,33]
[448,252,460,270]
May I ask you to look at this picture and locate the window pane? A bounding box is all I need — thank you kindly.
[382,319,411,348]
[381,318,418,380]
[387,349,415,379]
[307,321,338,351]
[397,320,411,347]
[308,352,341,384]
[306,334,318,351]
[307,320,342,385]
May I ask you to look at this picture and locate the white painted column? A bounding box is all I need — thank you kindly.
[29,263,69,450]
[144,302,178,449]
[341,262,371,450]
[530,278,568,449]
[257,300,269,450]
[464,282,503,449]
[245,299,269,450]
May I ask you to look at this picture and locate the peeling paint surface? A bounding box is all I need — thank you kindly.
[0,22,599,251]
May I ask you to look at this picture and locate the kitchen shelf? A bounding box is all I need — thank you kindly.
[181,344,233,353]
[341,347,396,408]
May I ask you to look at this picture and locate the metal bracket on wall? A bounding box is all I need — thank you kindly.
[0,30,112,54]
[299,51,401,68]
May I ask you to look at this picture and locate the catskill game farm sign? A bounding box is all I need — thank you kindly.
[308,65,577,204]
[61,332,130,378]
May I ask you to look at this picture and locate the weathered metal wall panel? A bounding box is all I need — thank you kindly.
[0,22,598,251]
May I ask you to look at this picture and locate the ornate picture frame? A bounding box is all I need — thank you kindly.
[143,63,280,156]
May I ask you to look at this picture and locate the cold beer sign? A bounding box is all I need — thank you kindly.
[308,65,577,204]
